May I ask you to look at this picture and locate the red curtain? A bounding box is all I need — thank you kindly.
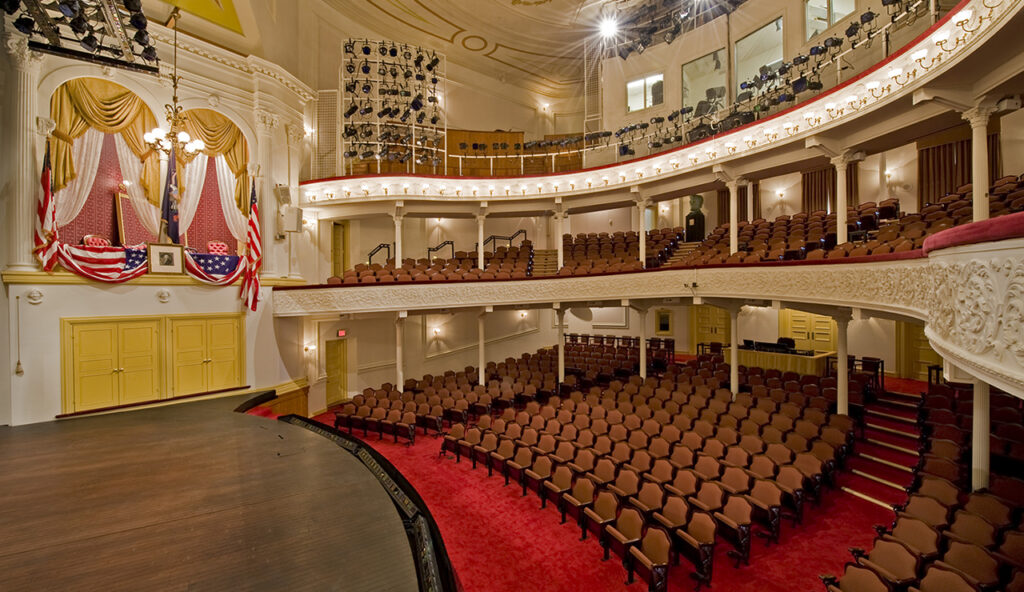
[716,188,729,227]
[917,133,1000,208]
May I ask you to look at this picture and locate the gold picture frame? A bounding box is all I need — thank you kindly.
[148,243,184,275]
[655,309,674,336]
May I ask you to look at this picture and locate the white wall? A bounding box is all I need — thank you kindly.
[4,283,299,425]
[1001,109,1024,177]
[563,306,691,355]
[757,172,802,219]
[568,206,634,235]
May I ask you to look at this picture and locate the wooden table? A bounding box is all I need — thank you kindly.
[724,348,836,376]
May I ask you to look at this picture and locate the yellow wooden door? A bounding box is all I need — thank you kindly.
[692,305,731,350]
[325,339,347,407]
[72,323,119,412]
[207,316,242,392]
[171,319,208,397]
[332,222,347,277]
[118,320,162,404]
[899,322,943,381]
[782,310,836,351]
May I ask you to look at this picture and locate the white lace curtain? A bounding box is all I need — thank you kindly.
[54,127,104,226]
[214,155,248,242]
[113,133,160,236]
[177,153,208,234]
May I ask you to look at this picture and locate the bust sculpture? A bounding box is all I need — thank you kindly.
[685,194,706,242]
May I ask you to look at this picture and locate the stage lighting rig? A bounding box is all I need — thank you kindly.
[6,0,159,73]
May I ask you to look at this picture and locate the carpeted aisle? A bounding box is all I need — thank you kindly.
[312,413,893,592]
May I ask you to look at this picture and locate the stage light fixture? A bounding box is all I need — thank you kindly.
[129,12,147,30]
[617,45,632,60]
[14,15,34,35]
[362,44,371,55]
[57,0,80,18]
[845,22,861,38]
[599,17,618,38]
[426,55,440,71]
[860,11,876,24]
[344,104,358,118]
[359,103,373,116]
[141,46,157,61]
[3,0,19,14]
[824,36,843,48]
[430,113,440,125]
[133,29,149,45]
[809,45,826,56]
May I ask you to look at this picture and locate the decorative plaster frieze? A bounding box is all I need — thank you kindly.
[4,36,44,71]
[254,109,281,132]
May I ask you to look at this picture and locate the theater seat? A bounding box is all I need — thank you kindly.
[627,528,671,592]
[677,511,716,590]
[821,563,890,592]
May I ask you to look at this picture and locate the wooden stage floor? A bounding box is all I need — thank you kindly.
[0,396,419,592]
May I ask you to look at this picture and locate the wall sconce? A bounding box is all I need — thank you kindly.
[782,122,798,135]
[432,327,441,337]
[618,172,627,182]
[586,178,594,188]
[303,125,314,137]
[777,190,785,200]
[568,180,576,190]
[865,81,888,99]
[704,147,716,159]
[360,184,369,196]
[825,103,843,119]
[660,205,669,213]
[669,159,680,169]
[471,186,479,197]
[381,184,389,196]
[488,185,495,196]
[520,184,527,195]
[687,153,699,165]
[343,187,352,198]
[324,192,335,200]
[724,143,737,154]
[421,183,430,195]
[518,310,528,319]
[536,183,544,193]
[402,183,410,195]
[552,182,560,192]
[634,168,644,179]
[439,185,447,196]
[455,186,463,196]
[804,111,820,126]
[654,163,663,174]
[742,135,756,148]
[304,343,317,353]
[601,176,609,186]
[913,48,940,70]
[504,185,511,196]
[762,128,777,141]
[888,67,914,87]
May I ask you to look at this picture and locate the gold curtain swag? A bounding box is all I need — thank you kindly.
[50,78,160,205]
[181,108,249,211]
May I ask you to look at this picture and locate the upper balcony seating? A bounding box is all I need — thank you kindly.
[328,241,534,284]
[559,228,685,276]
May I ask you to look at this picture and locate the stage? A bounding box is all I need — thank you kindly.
[0,396,420,591]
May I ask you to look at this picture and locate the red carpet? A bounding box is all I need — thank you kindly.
[883,377,928,397]
[313,413,893,592]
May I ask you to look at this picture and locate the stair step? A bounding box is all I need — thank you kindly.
[863,436,919,457]
[841,486,898,510]
[875,397,919,410]
[865,408,918,425]
[837,471,905,507]
[864,416,921,438]
[850,469,908,492]
[857,452,914,473]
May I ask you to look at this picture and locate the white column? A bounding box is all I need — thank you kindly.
[728,181,740,254]
[395,313,405,389]
[5,38,44,271]
[637,200,647,268]
[745,180,754,222]
[478,310,487,386]
[973,379,991,490]
[555,212,564,270]
[556,308,566,382]
[836,315,850,416]
[638,307,648,379]
[393,214,403,265]
[964,107,995,223]
[477,214,486,269]
[254,109,281,276]
[729,306,739,398]
[833,156,849,245]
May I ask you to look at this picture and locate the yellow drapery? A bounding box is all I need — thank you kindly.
[50,78,160,205]
[181,108,249,211]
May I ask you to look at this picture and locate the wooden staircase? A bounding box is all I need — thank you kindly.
[531,249,559,277]
[660,242,701,267]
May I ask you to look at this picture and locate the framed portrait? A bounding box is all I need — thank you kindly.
[148,244,184,275]
[655,309,674,336]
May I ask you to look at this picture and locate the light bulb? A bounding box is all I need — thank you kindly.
[177,131,190,143]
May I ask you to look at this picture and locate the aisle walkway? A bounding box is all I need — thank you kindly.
[313,413,892,592]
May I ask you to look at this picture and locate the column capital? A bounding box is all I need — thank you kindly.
[634,196,650,208]
[963,105,996,129]
[393,213,404,224]
[832,307,854,324]
[285,123,305,146]
[4,37,44,71]
[254,109,281,133]
[35,116,56,137]
[830,151,864,167]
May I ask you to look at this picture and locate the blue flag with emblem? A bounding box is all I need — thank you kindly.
[160,150,180,243]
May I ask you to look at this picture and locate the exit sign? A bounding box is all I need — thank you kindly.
[337,329,347,338]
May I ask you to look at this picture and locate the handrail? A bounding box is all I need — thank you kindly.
[475,229,528,253]
[368,242,392,266]
[427,240,455,262]
[277,415,460,592]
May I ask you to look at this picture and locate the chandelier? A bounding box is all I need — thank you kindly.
[143,9,203,155]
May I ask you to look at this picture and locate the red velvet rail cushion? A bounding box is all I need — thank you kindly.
[923,212,1024,254]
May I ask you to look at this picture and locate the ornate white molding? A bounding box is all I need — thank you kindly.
[4,36,44,71]
[254,109,281,133]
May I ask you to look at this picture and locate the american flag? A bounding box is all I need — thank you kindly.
[56,244,148,283]
[185,252,244,285]
[240,183,262,311]
[34,142,59,270]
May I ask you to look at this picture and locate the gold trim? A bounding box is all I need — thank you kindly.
[2,270,306,286]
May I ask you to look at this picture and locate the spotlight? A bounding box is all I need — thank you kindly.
[617,45,632,60]
[141,46,157,61]
[14,14,36,35]
[360,60,371,74]
[377,106,391,118]
[618,144,634,156]
[410,94,424,111]
[845,22,861,38]
[129,12,147,30]
[599,17,618,38]
[133,29,149,45]
[57,0,80,18]
[377,43,387,56]
[3,0,20,14]
[345,63,356,74]
[80,33,98,53]
[400,109,411,122]
[809,45,826,56]
[824,36,843,48]
[361,44,371,55]
[792,77,808,93]
[414,54,424,68]
[860,11,876,24]
[399,152,412,163]
[360,149,375,160]
[344,42,355,54]
[416,112,426,124]
[124,0,142,10]
[344,149,358,158]
[359,103,373,116]
[792,55,809,66]
[361,82,372,94]
[430,113,440,125]
[426,55,440,71]
[344,104,358,118]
